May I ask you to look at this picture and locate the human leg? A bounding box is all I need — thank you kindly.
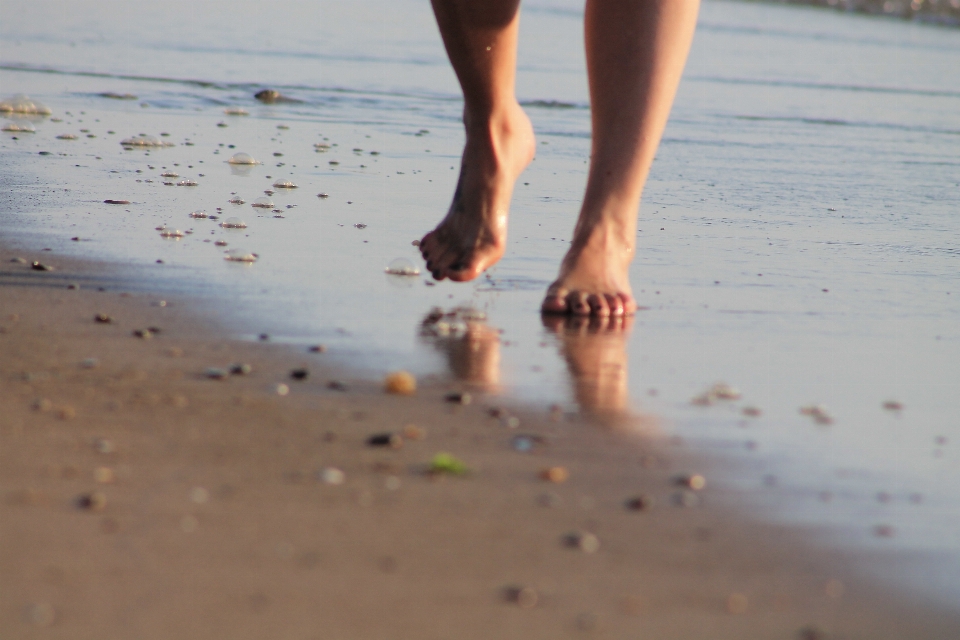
[542,0,699,316]
[420,0,536,282]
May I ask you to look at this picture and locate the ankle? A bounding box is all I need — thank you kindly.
[574,210,636,252]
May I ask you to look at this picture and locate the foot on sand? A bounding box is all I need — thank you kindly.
[541,217,638,316]
[420,105,534,282]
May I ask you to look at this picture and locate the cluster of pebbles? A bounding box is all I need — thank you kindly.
[2,91,425,277]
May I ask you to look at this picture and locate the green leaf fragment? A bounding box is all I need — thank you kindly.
[429,452,469,476]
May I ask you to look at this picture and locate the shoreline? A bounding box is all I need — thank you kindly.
[2,243,958,637]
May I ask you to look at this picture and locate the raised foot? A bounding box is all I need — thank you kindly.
[420,105,535,282]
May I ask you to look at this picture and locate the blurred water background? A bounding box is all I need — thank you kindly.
[2,0,959,608]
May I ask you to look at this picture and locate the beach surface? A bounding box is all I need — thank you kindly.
[2,0,960,636]
[3,247,959,638]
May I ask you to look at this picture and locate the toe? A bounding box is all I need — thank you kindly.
[541,287,570,314]
[419,231,436,257]
[431,246,458,278]
[618,292,637,315]
[567,291,591,316]
[587,294,610,317]
[604,294,624,316]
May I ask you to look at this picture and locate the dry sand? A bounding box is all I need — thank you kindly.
[2,244,958,639]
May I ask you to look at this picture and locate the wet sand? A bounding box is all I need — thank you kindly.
[3,246,959,638]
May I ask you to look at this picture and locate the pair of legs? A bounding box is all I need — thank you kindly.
[419,0,699,316]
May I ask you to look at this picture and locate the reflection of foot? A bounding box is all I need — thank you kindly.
[419,104,535,282]
[541,218,637,317]
[542,314,633,417]
[421,308,502,390]
[444,323,502,390]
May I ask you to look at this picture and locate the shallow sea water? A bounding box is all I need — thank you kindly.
[2,0,959,606]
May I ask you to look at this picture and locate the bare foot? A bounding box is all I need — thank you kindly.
[541,216,638,316]
[420,104,535,281]
[541,314,633,418]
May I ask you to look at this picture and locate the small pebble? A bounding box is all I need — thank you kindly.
[132,329,153,339]
[58,406,76,420]
[692,381,741,405]
[625,494,655,511]
[290,368,310,381]
[92,438,115,454]
[31,261,54,271]
[93,467,114,483]
[444,392,472,405]
[80,358,100,369]
[882,400,903,411]
[309,344,327,353]
[76,491,107,511]
[511,434,544,452]
[874,524,894,538]
[190,487,210,504]
[318,467,345,485]
[205,368,229,380]
[327,380,347,391]
[367,433,403,449]
[275,383,290,396]
[32,398,53,412]
[229,363,253,375]
[675,474,706,490]
[540,466,568,483]
[504,586,538,609]
[742,406,762,417]
[95,314,113,326]
[384,370,416,395]
[564,531,600,554]
[800,404,834,425]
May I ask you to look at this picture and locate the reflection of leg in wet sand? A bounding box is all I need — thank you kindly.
[422,0,699,316]
[420,308,502,391]
[542,314,633,418]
